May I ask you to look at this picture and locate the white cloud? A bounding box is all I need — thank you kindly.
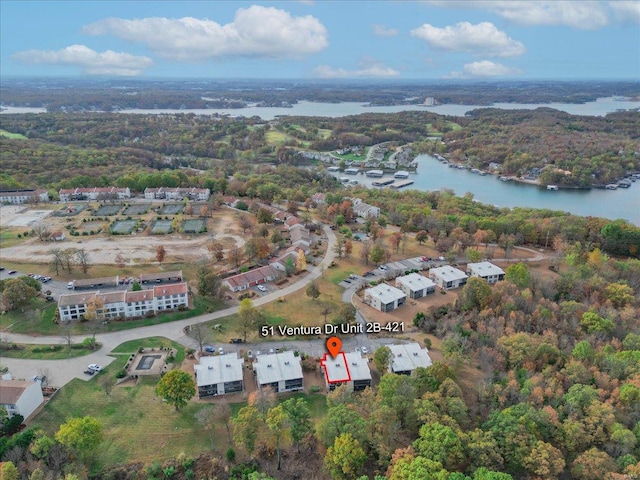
[83,6,328,61]
[454,60,523,77]
[373,24,398,37]
[314,61,400,78]
[11,45,152,76]
[609,1,640,24]
[425,1,612,30]
[411,21,525,57]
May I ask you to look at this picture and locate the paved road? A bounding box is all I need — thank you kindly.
[0,225,342,386]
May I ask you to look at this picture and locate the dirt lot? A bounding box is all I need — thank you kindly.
[0,207,246,265]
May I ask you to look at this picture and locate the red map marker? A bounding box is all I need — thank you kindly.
[326,336,342,359]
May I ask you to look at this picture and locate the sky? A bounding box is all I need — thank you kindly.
[1,1,639,80]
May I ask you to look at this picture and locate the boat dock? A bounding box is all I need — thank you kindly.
[372,177,395,186]
[390,180,414,189]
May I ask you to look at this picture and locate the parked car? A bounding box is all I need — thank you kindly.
[361,346,369,354]
[229,338,244,344]
[8,270,17,275]
[257,285,267,292]
[41,276,51,283]
[87,364,102,372]
[247,350,253,359]
[379,265,388,271]
[45,296,54,302]
[84,369,95,376]
[203,345,215,353]
[218,347,225,355]
[67,281,74,289]
[0,266,5,271]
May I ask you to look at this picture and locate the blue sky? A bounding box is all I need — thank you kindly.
[1,1,639,79]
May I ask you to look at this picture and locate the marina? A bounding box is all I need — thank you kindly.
[372,177,395,186]
[390,180,414,189]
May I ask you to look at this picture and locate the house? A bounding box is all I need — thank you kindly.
[223,265,279,292]
[311,193,326,205]
[351,198,380,219]
[270,251,300,273]
[254,351,303,393]
[364,284,407,312]
[58,187,130,202]
[194,353,244,398]
[429,266,468,289]
[466,261,505,284]
[0,379,44,421]
[320,352,372,392]
[58,282,189,321]
[0,189,49,205]
[387,343,432,375]
[395,273,436,299]
[144,187,210,201]
[51,231,66,242]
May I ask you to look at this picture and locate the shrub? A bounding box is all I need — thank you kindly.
[226,448,236,462]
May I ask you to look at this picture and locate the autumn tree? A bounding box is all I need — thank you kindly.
[571,448,617,480]
[282,397,314,453]
[306,282,320,300]
[505,263,531,289]
[333,238,344,258]
[416,230,429,245]
[267,405,289,470]
[373,346,391,373]
[324,433,367,480]
[390,232,403,253]
[344,239,353,257]
[55,416,103,460]
[233,404,262,454]
[360,240,372,265]
[1,277,38,311]
[155,370,196,411]
[156,245,166,264]
[208,242,225,262]
[75,248,90,274]
[457,276,492,311]
[465,247,482,263]
[238,298,259,342]
[369,243,386,265]
[238,214,255,233]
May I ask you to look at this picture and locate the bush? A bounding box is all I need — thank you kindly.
[116,369,127,378]
[226,448,236,463]
[2,414,24,436]
[309,385,321,393]
[146,462,162,477]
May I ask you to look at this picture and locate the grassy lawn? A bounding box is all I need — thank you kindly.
[111,336,185,363]
[0,301,59,335]
[32,335,328,470]
[0,129,28,139]
[0,342,98,359]
[0,229,31,248]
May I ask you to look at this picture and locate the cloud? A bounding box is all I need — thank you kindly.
[450,60,523,78]
[425,1,613,30]
[11,45,152,76]
[411,21,525,57]
[314,61,400,78]
[83,6,328,61]
[373,24,398,37]
[609,1,640,24]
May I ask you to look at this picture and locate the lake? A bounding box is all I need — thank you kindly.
[331,155,640,225]
[3,96,638,118]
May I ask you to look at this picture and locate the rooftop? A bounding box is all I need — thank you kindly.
[194,353,244,387]
[467,261,505,276]
[153,282,188,297]
[365,284,406,304]
[139,270,183,282]
[396,272,435,290]
[72,276,119,287]
[322,352,371,383]
[429,266,468,282]
[254,351,303,385]
[388,343,432,372]
[0,379,36,404]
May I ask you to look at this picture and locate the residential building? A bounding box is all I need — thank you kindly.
[387,343,432,375]
[194,353,244,398]
[395,273,436,299]
[58,187,130,202]
[254,351,303,393]
[143,187,210,201]
[139,270,183,284]
[466,261,505,284]
[0,189,49,205]
[320,352,372,392]
[364,284,407,312]
[51,231,66,242]
[429,266,468,289]
[223,266,279,292]
[351,198,380,219]
[0,379,44,420]
[58,282,188,321]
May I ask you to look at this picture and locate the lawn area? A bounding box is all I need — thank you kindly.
[32,338,328,471]
[111,336,185,363]
[0,301,58,335]
[0,129,28,139]
[0,229,30,248]
[265,130,291,145]
[0,341,98,360]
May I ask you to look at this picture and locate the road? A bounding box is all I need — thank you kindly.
[0,225,344,386]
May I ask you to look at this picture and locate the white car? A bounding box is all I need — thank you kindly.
[379,265,387,271]
[257,285,267,292]
[361,346,369,354]
[87,364,102,372]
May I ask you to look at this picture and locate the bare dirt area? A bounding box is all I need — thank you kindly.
[0,208,246,265]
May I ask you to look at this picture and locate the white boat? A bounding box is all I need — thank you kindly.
[547,185,558,191]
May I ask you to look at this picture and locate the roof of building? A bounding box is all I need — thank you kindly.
[96,291,126,305]
[125,289,155,303]
[388,343,432,372]
[322,352,371,383]
[0,379,37,404]
[0,189,48,195]
[58,291,96,308]
[254,351,303,385]
[429,266,468,282]
[194,353,244,387]
[153,282,188,297]
[467,261,505,277]
[365,284,406,304]
[396,272,435,291]
[225,266,277,288]
[139,270,183,282]
[72,276,119,287]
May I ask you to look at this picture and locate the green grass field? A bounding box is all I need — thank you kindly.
[0,342,98,360]
[0,129,28,139]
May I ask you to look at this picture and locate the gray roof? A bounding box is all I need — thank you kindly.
[467,261,505,277]
[396,273,435,291]
[194,354,244,387]
[323,352,371,383]
[429,266,468,282]
[388,343,432,372]
[365,284,406,304]
[58,291,96,307]
[254,351,303,385]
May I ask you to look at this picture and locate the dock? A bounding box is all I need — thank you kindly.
[372,177,395,186]
[390,180,414,189]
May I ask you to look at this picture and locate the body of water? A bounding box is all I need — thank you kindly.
[332,155,640,225]
[2,96,638,119]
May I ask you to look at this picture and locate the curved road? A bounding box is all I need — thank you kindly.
[0,225,342,386]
